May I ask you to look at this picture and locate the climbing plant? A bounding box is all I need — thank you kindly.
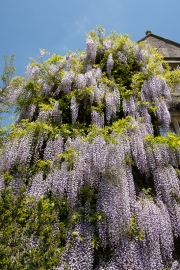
[1,26,180,269]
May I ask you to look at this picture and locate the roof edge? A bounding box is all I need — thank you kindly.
[138,33,180,48]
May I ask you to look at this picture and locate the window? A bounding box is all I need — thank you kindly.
[158,123,175,137]
[154,111,180,137]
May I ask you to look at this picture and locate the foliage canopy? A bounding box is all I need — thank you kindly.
[1,27,180,269]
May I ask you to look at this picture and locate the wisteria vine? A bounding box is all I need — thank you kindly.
[1,27,180,269]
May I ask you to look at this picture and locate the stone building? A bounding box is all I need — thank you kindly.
[138,30,180,69]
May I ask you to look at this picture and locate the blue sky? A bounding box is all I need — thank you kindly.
[0,0,180,125]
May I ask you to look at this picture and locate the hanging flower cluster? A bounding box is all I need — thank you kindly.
[123,95,137,117]
[42,81,54,97]
[103,39,113,50]
[133,44,147,63]
[1,27,180,269]
[61,70,75,93]
[106,53,114,77]
[70,96,79,124]
[86,37,98,63]
[141,76,171,129]
[91,110,104,127]
[105,87,120,123]
[117,51,127,64]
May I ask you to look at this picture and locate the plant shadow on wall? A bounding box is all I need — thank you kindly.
[0,26,180,269]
